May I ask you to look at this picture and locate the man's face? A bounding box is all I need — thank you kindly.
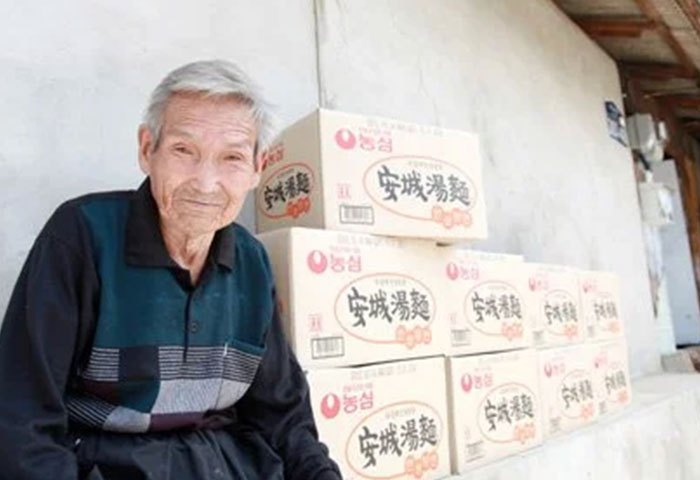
[138,92,260,236]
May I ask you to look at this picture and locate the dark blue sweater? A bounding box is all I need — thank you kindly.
[0,179,340,480]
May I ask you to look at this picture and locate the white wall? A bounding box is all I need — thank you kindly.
[0,0,319,313]
[314,0,659,376]
[1,0,662,377]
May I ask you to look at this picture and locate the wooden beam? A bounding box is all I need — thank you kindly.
[632,0,697,74]
[573,16,656,37]
[658,95,700,109]
[674,0,700,43]
[621,62,697,80]
[684,120,700,134]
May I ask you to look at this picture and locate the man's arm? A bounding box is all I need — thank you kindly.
[235,291,342,480]
[0,204,98,480]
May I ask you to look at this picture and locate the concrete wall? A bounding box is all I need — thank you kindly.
[315,0,658,376]
[1,0,661,376]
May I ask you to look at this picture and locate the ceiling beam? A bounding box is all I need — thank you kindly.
[657,95,700,109]
[674,0,700,42]
[684,120,700,134]
[632,0,697,74]
[622,62,698,79]
[573,16,656,37]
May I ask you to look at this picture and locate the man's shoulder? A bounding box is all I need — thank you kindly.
[60,189,135,213]
[40,189,135,246]
[230,223,273,273]
[231,223,264,251]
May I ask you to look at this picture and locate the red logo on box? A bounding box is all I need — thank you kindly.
[335,128,357,150]
[307,250,328,274]
[321,393,341,419]
[461,374,473,393]
[446,262,459,281]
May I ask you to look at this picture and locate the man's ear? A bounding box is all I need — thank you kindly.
[138,125,154,175]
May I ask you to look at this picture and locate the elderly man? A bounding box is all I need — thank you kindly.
[0,60,341,480]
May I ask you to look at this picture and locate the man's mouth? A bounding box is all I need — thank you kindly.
[182,199,223,207]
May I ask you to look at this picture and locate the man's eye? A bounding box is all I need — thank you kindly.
[174,146,192,155]
[225,155,243,162]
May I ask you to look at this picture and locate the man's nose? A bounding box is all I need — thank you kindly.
[193,155,220,193]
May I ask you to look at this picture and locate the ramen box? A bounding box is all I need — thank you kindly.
[526,263,584,348]
[538,344,598,438]
[579,270,625,341]
[591,339,632,416]
[446,349,542,473]
[307,357,451,480]
[257,227,448,368]
[255,108,487,242]
[442,248,532,355]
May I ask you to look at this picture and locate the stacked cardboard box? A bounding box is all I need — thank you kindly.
[446,349,542,472]
[257,109,488,479]
[257,227,448,368]
[256,109,633,479]
[307,357,451,480]
[256,109,487,242]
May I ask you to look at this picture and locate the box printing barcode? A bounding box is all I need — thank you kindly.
[599,402,607,415]
[339,205,374,225]
[311,337,345,359]
[466,440,484,461]
[451,329,470,347]
[533,331,544,345]
[588,326,595,337]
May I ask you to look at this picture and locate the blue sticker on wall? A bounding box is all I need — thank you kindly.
[605,101,628,147]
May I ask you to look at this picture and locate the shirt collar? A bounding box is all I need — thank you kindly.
[124,178,237,270]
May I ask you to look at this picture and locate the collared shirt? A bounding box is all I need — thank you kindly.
[0,179,341,480]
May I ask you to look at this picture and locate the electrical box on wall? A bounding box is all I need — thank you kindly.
[626,113,667,163]
[638,181,674,227]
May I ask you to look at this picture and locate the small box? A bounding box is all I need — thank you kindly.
[526,263,584,348]
[258,227,448,368]
[446,349,542,473]
[538,344,598,438]
[579,270,624,341]
[256,109,487,242]
[591,339,632,416]
[307,357,451,480]
[441,248,532,355]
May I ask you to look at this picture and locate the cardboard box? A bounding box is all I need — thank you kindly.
[538,344,598,438]
[446,349,542,473]
[591,339,632,416]
[307,357,451,480]
[441,248,532,355]
[258,227,448,368]
[256,109,487,242]
[579,270,624,341]
[526,263,584,348]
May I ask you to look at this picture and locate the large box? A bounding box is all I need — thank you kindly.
[256,109,487,242]
[538,344,598,438]
[591,339,632,416]
[446,349,542,473]
[307,357,451,480]
[258,227,448,368]
[441,248,532,355]
[526,263,584,348]
[579,270,625,341]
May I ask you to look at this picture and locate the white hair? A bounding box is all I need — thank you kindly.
[143,60,275,154]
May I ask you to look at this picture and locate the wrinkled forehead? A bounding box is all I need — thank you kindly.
[161,92,258,144]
